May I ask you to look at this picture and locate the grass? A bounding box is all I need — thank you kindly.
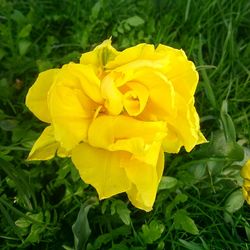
[0,0,250,249]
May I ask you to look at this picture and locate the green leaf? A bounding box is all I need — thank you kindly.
[165,193,188,218]
[207,130,244,161]
[140,220,165,244]
[91,1,102,20]
[15,217,32,228]
[0,119,18,131]
[220,100,236,142]
[25,223,43,243]
[111,200,131,225]
[0,78,13,99]
[179,239,204,250]
[125,16,144,26]
[174,209,199,235]
[225,189,244,214]
[93,226,130,249]
[72,198,98,250]
[158,176,178,190]
[18,24,32,38]
[18,40,31,56]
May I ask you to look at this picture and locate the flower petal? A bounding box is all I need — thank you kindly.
[88,115,167,162]
[241,160,250,180]
[48,84,93,151]
[27,126,59,160]
[134,69,176,120]
[101,73,123,115]
[165,94,206,152]
[122,81,149,116]
[27,126,70,160]
[61,63,103,103]
[162,126,183,153]
[125,149,165,211]
[71,143,131,199]
[25,69,59,123]
[156,44,199,101]
[80,39,119,76]
[243,179,250,204]
[106,43,159,69]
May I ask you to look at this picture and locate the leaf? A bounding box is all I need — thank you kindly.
[18,24,32,38]
[224,189,244,223]
[25,223,43,243]
[125,16,144,27]
[208,130,244,161]
[93,226,130,249]
[220,100,236,142]
[72,198,98,250]
[110,200,131,225]
[140,220,165,244]
[0,119,18,131]
[0,78,13,99]
[18,40,31,56]
[158,176,178,190]
[179,239,204,250]
[114,200,131,225]
[165,193,188,218]
[174,209,199,235]
[91,1,102,20]
[15,217,32,228]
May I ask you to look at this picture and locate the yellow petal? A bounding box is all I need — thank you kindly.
[243,179,250,204]
[133,69,176,120]
[106,43,158,69]
[48,84,93,151]
[122,81,149,116]
[166,95,204,152]
[25,69,59,123]
[241,160,250,180]
[125,149,165,211]
[27,126,70,160]
[88,115,167,161]
[60,63,103,103]
[101,73,123,115]
[27,126,58,160]
[71,143,131,199]
[156,44,199,101]
[162,125,183,153]
[80,39,119,76]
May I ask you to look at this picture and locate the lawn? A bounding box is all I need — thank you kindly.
[0,0,250,249]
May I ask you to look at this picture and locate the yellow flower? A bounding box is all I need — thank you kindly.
[26,39,206,211]
[241,160,250,204]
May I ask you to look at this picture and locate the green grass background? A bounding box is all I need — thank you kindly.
[0,0,250,249]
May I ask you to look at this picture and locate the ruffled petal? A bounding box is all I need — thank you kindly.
[162,125,183,153]
[122,81,149,116]
[166,95,206,152]
[27,126,58,160]
[88,115,167,162]
[27,126,70,160]
[106,43,159,69]
[48,84,93,151]
[156,44,199,101]
[133,69,176,120]
[60,63,103,103]
[101,73,123,115]
[80,39,119,76]
[243,179,250,204]
[241,160,250,180]
[25,69,59,123]
[125,149,165,211]
[71,143,131,199]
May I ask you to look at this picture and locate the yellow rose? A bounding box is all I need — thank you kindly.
[26,39,206,211]
[241,160,250,204]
